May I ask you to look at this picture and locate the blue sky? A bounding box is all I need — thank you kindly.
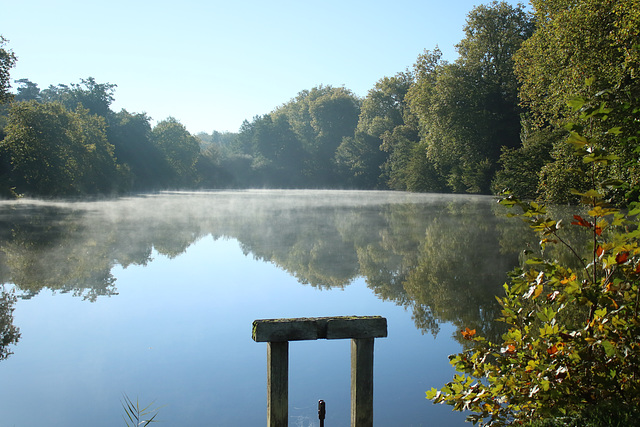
[2,0,528,134]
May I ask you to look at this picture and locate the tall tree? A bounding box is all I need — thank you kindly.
[514,0,640,203]
[408,2,533,194]
[305,87,361,185]
[0,36,16,104]
[107,109,171,190]
[336,72,414,188]
[515,0,640,127]
[41,77,116,117]
[151,118,201,187]
[274,86,361,186]
[13,79,41,102]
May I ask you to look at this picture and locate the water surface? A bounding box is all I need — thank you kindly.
[0,190,532,426]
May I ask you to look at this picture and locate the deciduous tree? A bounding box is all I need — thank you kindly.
[108,109,171,190]
[337,73,414,188]
[41,77,116,117]
[514,0,640,204]
[1,101,122,196]
[408,2,533,193]
[151,117,201,187]
[0,36,16,104]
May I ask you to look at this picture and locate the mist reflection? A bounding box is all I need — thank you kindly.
[0,190,533,346]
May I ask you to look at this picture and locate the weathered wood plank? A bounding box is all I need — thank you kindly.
[267,341,288,427]
[252,316,387,342]
[351,338,374,427]
[327,317,387,340]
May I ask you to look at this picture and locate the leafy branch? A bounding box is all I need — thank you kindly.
[426,91,640,426]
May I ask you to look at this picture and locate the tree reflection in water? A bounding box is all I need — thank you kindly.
[0,191,536,355]
[0,286,20,360]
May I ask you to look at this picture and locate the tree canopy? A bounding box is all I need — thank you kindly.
[406,1,534,194]
[0,36,16,104]
[1,101,123,196]
[494,0,640,203]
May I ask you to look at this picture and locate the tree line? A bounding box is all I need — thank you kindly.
[1,0,638,201]
[0,75,213,197]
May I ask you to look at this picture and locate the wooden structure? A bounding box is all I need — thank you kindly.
[252,316,387,427]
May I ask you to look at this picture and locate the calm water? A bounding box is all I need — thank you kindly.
[0,190,532,426]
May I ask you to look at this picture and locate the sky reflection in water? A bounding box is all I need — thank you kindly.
[0,190,529,426]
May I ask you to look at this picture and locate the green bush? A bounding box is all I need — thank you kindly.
[524,401,640,426]
[426,96,640,425]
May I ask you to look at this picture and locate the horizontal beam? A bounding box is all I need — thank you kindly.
[252,316,387,342]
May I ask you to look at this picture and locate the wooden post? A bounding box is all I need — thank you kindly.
[351,338,374,427]
[267,341,288,427]
[253,316,387,427]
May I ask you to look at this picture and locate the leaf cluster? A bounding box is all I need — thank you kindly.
[427,97,640,425]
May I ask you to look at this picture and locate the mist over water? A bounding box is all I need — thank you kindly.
[0,190,532,426]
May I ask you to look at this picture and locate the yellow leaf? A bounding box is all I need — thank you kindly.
[533,284,543,299]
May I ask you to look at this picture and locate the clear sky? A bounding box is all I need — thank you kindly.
[1,0,528,135]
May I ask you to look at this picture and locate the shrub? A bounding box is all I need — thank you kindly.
[426,95,640,425]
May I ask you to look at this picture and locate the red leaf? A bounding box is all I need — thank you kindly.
[571,215,592,228]
[596,246,605,258]
[616,252,629,264]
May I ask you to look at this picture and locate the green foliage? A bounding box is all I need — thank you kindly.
[1,101,124,196]
[0,76,221,196]
[5,1,636,199]
[538,82,640,205]
[0,286,20,361]
[107,109,171,191]
[232,86,361,188]
[524,400,640,426]
[537,142,586,204]
[404,2,533,194]
[13,79,41,102]
[491,124,558,199]
[515,0,640,128]
[0,36,17,104]
[121,394,161,427]
[151,117,201,187]
[336,72,415,188]
[40,77,116,117]
[381,121,439,191]
[427,99,640,425]
[293,86,361,185]
[235,113,306,187]
[503,0,640,204]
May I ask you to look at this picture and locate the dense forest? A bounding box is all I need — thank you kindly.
[0,0,639,202]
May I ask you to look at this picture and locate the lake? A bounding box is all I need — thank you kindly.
[0,190,533,426]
